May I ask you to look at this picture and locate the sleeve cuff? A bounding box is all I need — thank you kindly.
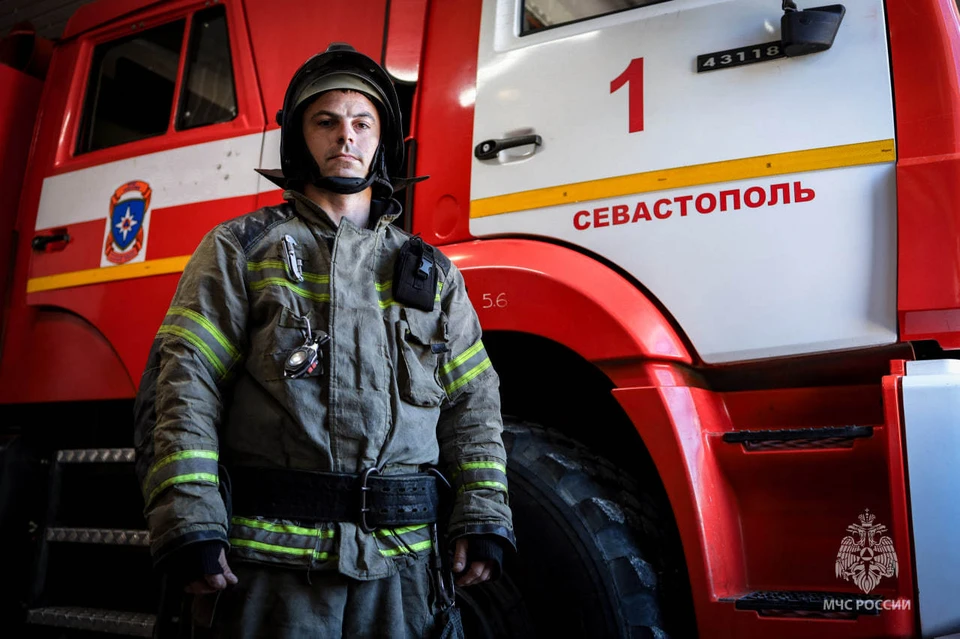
[448,523,516,551]
[159,539,227,585]
[465,535,505,581]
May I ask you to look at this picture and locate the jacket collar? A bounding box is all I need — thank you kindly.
[283,189,401,233]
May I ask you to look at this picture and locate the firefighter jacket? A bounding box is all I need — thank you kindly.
[133,190,514,581]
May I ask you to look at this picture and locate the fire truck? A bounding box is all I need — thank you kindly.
[1,0,958,637]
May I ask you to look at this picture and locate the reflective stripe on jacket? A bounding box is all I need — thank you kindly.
[133,190,514,580]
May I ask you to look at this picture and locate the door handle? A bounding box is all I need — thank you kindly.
[474,134,542,160]
[32,232,71,251]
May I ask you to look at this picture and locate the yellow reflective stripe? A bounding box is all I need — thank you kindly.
[440,339,484,376]
[445,358,492,394]
[147,450,218,482]
[451,461,506,480]
[459,461,505,473]
[230,516,334,538]
[247,260,285,271]
[471,138,897,218]
[301,272,329,284]
[377,280,442,306]
[230,538,333,561]
[456,480,507,496]
[248,261,329,283]
[167,307,239,360]
[250,278,330,303]
[157,325,225,376]
[148,472,218,505]
[375,524,430,538]
[379,539,433,557]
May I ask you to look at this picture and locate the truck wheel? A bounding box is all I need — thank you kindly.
[457,418,687,638]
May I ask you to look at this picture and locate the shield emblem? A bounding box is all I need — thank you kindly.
[110,197,146,251]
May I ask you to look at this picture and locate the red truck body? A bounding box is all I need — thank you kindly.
[3,1,960,637]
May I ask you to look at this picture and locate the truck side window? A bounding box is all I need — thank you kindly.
[77,20,185,153]
[521,0,669,34]
[176,5,237,130]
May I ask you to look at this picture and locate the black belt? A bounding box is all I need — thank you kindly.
[228,466,440,532]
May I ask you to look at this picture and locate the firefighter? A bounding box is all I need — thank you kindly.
[133,43,514,638]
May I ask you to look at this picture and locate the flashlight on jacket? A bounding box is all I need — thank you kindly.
[284,318,330,378]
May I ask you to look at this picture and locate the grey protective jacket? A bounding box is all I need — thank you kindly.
[133,190,514,580]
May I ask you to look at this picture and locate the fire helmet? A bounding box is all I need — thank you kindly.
[263,43,405,197]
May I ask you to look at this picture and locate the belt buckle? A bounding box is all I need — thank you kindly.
[359,466,382,533]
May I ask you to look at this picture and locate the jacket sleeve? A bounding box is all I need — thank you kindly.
[435,263,516,550]
[133,225,248,564]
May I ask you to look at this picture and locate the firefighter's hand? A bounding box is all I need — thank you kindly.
[453,538,495,587]
[184,549,238,594]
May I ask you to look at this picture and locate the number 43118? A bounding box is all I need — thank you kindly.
[697,42,785,73]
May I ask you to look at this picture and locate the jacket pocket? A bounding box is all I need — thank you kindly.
[397,307,448,407]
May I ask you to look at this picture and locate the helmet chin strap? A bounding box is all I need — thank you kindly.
[308,146,390,197]
[311,173,377,194]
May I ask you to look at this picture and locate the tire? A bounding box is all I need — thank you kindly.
[457,418,691,639]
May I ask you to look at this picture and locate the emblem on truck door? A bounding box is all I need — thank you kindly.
[103,180,151,265]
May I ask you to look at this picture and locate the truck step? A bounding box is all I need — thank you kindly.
[25,607,155,636]
[46,527,149,546]
[734,590,882,618]
[722,425,873,450]
[57,448,136,464]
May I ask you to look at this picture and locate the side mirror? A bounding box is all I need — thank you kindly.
[781,4,846,57]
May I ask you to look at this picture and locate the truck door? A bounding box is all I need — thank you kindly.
[21,0,265,387]
[469,0,897,363]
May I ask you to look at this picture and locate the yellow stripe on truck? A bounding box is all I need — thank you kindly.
[27,255,192,293]
[469,139,895,218]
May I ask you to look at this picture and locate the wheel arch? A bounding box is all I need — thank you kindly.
[444,235,694,479]
[444,238,692,364]
[0,305,135,405]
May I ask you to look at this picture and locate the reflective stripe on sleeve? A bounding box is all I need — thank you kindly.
[440,339,492,394]
[452,460,508,496]
[142,449,220,507]
[158,308,241,378]
[167,307,240,360]
[157,326,225,376]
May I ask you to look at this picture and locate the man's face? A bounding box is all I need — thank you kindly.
[301,90,381,180]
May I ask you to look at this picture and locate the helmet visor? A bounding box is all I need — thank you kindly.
[294,72,385,113]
